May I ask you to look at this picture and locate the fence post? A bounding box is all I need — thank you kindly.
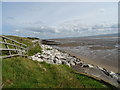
[3,38,12,55]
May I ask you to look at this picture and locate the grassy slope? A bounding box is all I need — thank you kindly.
[2,57,113,88]
[2,35,116,88]
[2,35,42,56]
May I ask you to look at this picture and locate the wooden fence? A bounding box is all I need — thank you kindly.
[0,35,28,58]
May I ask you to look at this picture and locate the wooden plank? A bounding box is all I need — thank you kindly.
[0,35,27,47]
[0,54,28,58]
[0,42,25,49]
[3,39,11,55]
[0,48,26,53]
[12,41,18,53]
[0,35,28,58]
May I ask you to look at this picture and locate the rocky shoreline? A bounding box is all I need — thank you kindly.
[29,44,120,87]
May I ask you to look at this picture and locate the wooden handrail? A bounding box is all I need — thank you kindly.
[0,35,27,47]
[0,42,25,49]
[0,48,26,52]
[0,35,28,58]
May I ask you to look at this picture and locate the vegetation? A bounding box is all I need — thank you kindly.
[1,35,116,88]
[27,43,42,56]
[2,57,115,88]
[1,35,42,56]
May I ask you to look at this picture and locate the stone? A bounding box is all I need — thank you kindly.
[66,63,70,67]
[75,61,81,65]
[102,68,110,76]
[37,58,44,62]
[82,64,89,68]
[87,64,94,68]
[79,61,83,66]
[53,59,57,63]
[96,65,103,70]
[37,55,41,58]
[117,77,120,83]
[70,61,75,66]
[56,60,62,64]
[61,60,68,65]
[31,56,38,61]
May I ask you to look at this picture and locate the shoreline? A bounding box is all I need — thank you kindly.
[57,48,118,73]
[31,44,120,87]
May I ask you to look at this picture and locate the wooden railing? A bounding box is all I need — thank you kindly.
[0,35,28,58]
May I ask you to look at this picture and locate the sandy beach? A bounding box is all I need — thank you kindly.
[49,36,119,73]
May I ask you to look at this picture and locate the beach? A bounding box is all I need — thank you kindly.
[49,36,119,73]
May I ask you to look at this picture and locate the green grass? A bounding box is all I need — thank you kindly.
[4,35,33,46]
[1,35,42,56]
[27,43,42,56]
[2,57,115,88]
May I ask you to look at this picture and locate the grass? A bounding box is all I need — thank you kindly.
[27,43,42,56]
[1,35,116,88]
[1,35,42,56]
[2,57,115,88]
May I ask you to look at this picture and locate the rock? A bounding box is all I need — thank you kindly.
[79,61,83,66]
[35,53,41,57]
[70,61,75,66]
[39,55,44,59]
[31,56,38,61]
[87,64,94,68]
[75,61,80,65]
[56,60,62,64]
[53,59,58,63]
[113,75,118,80]
[66,63,70,67]
[117,77,120,83]
[82,64,89,68]
[96,65,103,70]
[37,55,41,58]
[102,68,110,76]
[61,60,67,64]
[75,58,80,62]
[109,71,116,77]
[37,58,44,62]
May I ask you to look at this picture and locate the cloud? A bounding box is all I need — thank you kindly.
[7,16,14,20]
[12,18,117,39]
[15,29,20,32]
[99,8,105,13]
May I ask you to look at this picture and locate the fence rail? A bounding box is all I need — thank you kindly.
[0,35,28,58]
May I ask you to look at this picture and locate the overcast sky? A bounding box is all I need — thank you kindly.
[2,2,118,39]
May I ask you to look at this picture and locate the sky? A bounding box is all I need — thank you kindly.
[1,2,118,39]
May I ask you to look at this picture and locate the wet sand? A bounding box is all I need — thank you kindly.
[50,36,119,73]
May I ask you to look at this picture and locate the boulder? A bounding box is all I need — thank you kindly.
[82,64,89,68]
[102,68,110,76]
[37,55,41,58]
[56,60,62,64]
[96,65,103,70]
[61,60,68,65]
[66,63,70,67]
[75,61,81,65]
[53,59,58,63]
[70,61,75,66]
[31,56,38,61]
[37,58,44,62]
[79,61,83,66]
[87,64,94,68]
